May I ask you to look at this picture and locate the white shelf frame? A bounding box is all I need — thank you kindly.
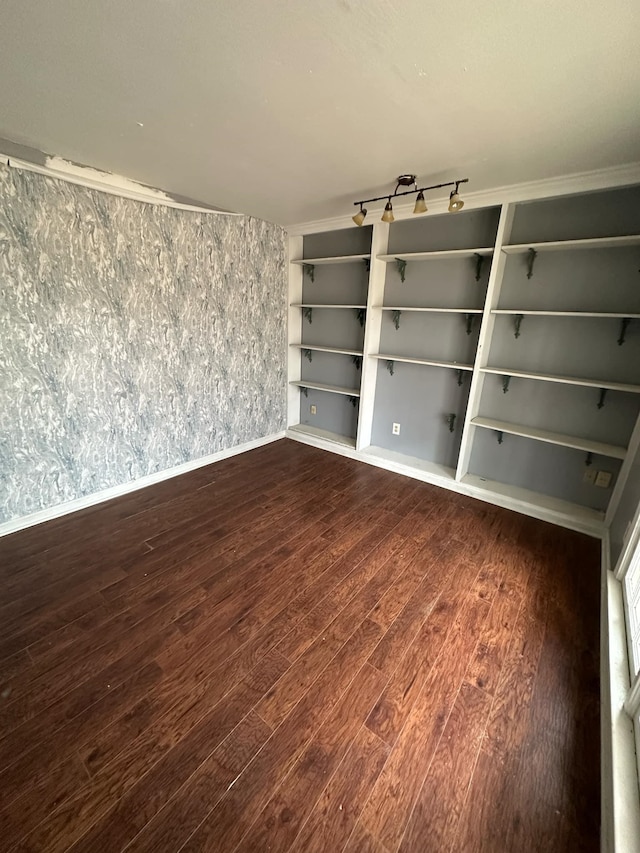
[290,303,366,309]
[357,222,389,450]
[480,366,640,395]
[290,254,370,265]
[288,423,356,449]
[377,247,494,261]
[502,235,640,253]
[460,473,605,526]
[492,310,640,319]
[456,203,515,481]
[287,236,304,428]
[290,343,363,357]
[290,380,360,398]
[377,306,484,314]
[372,353,474,371]
[470,416,627,460]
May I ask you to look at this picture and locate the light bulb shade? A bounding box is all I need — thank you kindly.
[413,191,427,215]
[448,191,464,213]
[381,201,395,223]
[352,207,367,226]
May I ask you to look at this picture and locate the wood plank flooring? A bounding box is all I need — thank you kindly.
[0,439,601,852]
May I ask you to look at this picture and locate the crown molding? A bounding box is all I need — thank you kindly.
[286,162,640,236]
[1,153,242,216]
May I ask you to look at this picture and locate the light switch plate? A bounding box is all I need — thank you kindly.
[595,471,612,488]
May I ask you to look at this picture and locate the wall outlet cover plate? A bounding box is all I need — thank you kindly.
[595,470,612,488]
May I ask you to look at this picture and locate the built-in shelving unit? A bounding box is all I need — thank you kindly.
[287,185,640,533]
[288,225,372,446]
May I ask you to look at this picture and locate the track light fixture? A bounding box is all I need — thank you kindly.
[352,204,367,226]
[448,181,465,213]
[381,199,394,223]
[352,175,468,225]
[413,190,427,215]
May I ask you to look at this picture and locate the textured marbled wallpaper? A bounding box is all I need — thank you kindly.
[0,165,287,523]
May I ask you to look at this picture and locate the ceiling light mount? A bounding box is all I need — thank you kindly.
[395,174,418,191]
[352,175,468,225]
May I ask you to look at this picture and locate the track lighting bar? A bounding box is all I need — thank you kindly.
[352,176,469,226]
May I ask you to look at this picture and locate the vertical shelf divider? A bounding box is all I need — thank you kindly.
[455,203,515,481]
[606,410,640,526]
[356,222,389,451]
[287,235,304,428]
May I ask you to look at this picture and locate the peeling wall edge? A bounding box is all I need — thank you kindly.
[0,152,243,216]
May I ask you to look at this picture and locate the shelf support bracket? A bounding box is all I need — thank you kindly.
[502,376,511,394]
[302,263,315,283]
[597,388,607,409]
[355,308,366,327]
[496,430,504,445]
[455,369,464,387]
[526,248,537,279]
[302,348,313,363]
[395,258,407,283]
[385,360,395,376]
[363,258,371,273]
[392,310,401,330]
[514,314,524,339]
[447,413,456,433]
[300,386,308,398]
[618,317,631,346]
[302,307,313,324]
[474,252,485,282]
[465,314,476,336]
[351,355,362,370]
[585,452,593,467]
[348,396,358,408]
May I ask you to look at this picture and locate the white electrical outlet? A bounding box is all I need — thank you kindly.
[392,422,401,435]
[310,405,317,415]
[595,470,612,488]
[583,468,597,485]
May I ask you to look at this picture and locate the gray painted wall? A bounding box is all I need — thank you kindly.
[370,361,468,469]
[0,165,287,524]
[468,429,620,511]
[387,207,501,253]
[508,185,640,243]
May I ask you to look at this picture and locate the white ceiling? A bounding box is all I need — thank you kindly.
[0,0,638,226]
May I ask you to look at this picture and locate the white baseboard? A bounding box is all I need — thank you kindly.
[0,432,285,539]
[286,427,605,537]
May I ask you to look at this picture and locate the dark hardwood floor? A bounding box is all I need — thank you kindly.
[0,439,600,852]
